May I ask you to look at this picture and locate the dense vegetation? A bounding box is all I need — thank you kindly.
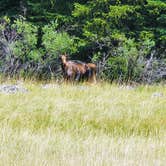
[0,0,166,82]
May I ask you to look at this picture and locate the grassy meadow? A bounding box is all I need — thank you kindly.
[0,81,166,166]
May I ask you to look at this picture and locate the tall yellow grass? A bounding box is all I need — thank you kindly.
[0,81,165,166]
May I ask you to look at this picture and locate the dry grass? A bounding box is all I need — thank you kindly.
[0,81,166,166]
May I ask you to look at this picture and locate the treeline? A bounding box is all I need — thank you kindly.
[0,0,166,83]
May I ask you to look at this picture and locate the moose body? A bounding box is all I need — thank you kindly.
[60,54,96,83]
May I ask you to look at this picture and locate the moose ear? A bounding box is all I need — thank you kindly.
[65,53,68,59]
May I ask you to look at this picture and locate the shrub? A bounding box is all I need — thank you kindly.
[42,21,76,57]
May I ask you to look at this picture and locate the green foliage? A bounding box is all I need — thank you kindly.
[42,21,76,57]
[28,49,44,62]
[0,0,165,82]
[105,39,137,81]
[109,5,135,26]
[0,0,20,17]
[72,3,90,18]
[11,18,38,60]
[83,18,108,40]
[107,56,128,81]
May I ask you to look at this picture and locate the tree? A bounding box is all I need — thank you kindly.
[0,0,165,82]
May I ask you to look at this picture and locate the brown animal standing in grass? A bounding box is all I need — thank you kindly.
[60,54,97,83]
[60,54,88,82]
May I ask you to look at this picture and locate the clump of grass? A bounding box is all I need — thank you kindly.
[0,81,165,165]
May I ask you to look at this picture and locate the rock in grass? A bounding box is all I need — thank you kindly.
[119,85,135,90]
[151,92,164,98]
[0,84,28,94]
[41,84,59,89]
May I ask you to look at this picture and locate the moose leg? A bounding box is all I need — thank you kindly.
[64,68,73,83]
[92,70,97,83]
[88,68,92,82]
[75,71,81,81]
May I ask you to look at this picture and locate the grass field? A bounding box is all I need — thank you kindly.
[0,81,166,166]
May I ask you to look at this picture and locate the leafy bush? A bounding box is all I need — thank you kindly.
[0,18,76,79]
[0,17,40,77]
[42,21,76,57]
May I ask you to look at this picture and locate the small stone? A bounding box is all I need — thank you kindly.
[151,92,164,98]
[41,84,59,89]
[0,84,28,94]
[119,85,135,90]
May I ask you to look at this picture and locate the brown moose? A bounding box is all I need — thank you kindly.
[60,54,96,83]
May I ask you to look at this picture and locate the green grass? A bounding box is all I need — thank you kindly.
[0,81,166,166]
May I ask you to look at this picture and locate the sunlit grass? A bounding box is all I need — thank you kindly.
[0,81,166,165]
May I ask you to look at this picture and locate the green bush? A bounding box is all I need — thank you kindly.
[42,21,76,57]
[12,18,38,61]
